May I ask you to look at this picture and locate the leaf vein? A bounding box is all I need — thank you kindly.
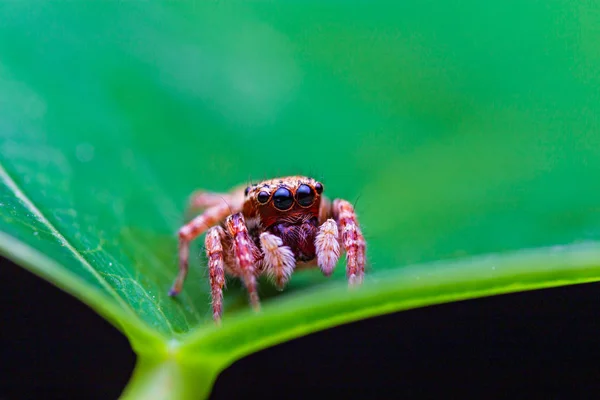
[0,162,157,330]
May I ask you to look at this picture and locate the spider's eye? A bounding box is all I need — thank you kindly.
[295,184,315,207]
[257,191,270,204]
[244,186,250,196]
[273,187,294,210]
[315,182,323,194]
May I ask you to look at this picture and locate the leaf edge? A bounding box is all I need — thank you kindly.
[0,231,164,351]
[178,241,600,368]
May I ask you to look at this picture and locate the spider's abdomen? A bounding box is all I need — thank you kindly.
[270,217,319,262]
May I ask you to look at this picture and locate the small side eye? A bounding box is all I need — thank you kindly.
[295,184,315,207]
[244,186,251,196]
[257,191,270,204]
[273,187,294,210]
[315,182,323,194]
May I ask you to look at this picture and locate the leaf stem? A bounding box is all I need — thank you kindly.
[119,341,222,400]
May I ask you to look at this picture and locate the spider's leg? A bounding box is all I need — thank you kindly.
[260,232,295,290]
[315,218,341,277]
[169,201,234,297]
[333,199,366,285]
[226,212,262,310]
[205,226,227,323]
[187,191,233,212]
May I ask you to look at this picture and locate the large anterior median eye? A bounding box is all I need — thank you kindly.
[295,184,315,207]
[273,187,294,210]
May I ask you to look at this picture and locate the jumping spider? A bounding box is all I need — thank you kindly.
[168,176,366,323]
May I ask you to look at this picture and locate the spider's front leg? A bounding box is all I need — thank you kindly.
[204,226,227,323]
[333,199,366,285]
[225,212,262,310]
[169,197,235,297]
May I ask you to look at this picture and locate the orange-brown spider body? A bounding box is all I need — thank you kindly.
[169,176,366,323]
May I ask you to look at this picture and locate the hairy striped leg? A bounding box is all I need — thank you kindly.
[315,218,341,277]
[226,212,262,310]
[205,226,227,323]
[333,199,366,285]
[260,232,295,290]
[169,200,235,296]
[188,191,235,211]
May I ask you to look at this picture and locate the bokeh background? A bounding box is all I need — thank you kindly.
[3,1,599,267]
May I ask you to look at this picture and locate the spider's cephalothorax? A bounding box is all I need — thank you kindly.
[168,176,366,323]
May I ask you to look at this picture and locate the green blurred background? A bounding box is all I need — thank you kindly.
[1,1,599,331]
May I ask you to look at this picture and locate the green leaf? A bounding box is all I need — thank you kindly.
[2,1,600,398]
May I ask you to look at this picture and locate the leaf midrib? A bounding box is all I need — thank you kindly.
[0,161,160,333]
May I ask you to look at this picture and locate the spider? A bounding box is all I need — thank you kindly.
[168,176,366,323]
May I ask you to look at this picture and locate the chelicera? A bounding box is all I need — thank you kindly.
[168,176,366,323]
